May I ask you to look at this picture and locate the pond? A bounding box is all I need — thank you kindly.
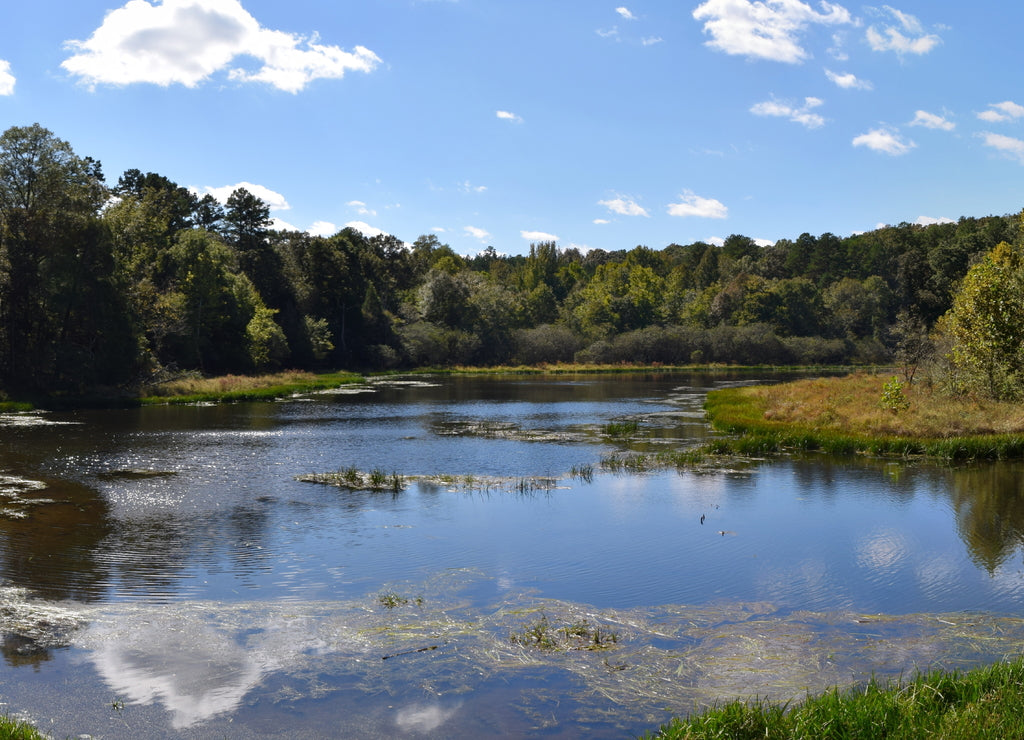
[2,373,1024,738]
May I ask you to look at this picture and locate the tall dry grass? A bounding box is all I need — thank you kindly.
[753,372,1024,438]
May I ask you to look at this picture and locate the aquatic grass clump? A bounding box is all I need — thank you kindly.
[510,613,618,652]
[603,419,641,438]
[378,592,423,609]
[645,656,1024,740]
[297,468,406,493]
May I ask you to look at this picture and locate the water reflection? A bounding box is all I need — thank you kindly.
[950,463,1024,572]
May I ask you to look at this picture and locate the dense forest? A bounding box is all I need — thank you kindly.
[0,123,1019,395]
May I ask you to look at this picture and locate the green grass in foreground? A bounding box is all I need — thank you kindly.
[0,714,45,740]
[644,657,1024,739]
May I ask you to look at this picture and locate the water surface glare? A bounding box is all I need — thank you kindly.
[2,373,1024,738]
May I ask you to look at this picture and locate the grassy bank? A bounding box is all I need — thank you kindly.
[138,370,364,405]
[705,372,1024,461]
[645,656,1024,739]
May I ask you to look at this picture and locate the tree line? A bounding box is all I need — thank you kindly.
[0,123,1020,395]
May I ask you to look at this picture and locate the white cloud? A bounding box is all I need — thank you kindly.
[521,230,559,242]
[615,7,636,20]
[345,220,386,237]
[692,0,852,64]
[866,6,940,55]
[308,220,337,236]
[62,0,380,93]
[979,132,1024,164]
[641,36,663,46]
[750,96,826,129]
[667,191,728,219]
[598,197,649,217]
[347,200,376,216]
[852,127,915,155]
[825,69,872,90]
[915,215,954,226]
[596,27,619,39]
[0,60,15,95]
[977,101,1024,123]
[496,110,523,123]
[909,110,954,131]
[464,225,491,241]
[270,217,298,232]
[459,180,487,193]
[593,218,611,225]
[197,181,290,210]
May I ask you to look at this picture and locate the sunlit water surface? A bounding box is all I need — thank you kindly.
[2,373,1024,738]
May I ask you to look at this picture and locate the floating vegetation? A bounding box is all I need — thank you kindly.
[297,469,564,495]
[378,591,422,609]
[510,613,619,652]
[0,475,57,520]
[297,468,406,493]
[0,412,77,427]
[430,418,573,443]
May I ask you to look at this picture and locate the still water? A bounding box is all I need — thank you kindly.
[2,373,1024,738]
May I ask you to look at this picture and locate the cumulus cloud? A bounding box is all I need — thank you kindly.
[345,220,387,238]
[915,215,954,226]
[667,191,728,219]
[521,230,559,242]
[464,225,491,241]
[750,96,825,128]
[197,181,290,209]
[593,218,611,225]
[496,110,523,123]
[979,132,1024,164]
[62,0,380,93]
[615,7,636,20]
[0,60,14,95]
[598,197,649,217]
[852,127,915,155]
[308,220,337,237]
[977,101,1024,123]
[825,69,872,90]
[910,110,954,131]
[692,0,852,64]
[866,6,940,56]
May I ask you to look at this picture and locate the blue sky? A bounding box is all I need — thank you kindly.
[2,1,1023,255]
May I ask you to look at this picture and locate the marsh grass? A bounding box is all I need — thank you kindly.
[644,657,1024,739]
[705,373,1024,461]
[139,370,363,404]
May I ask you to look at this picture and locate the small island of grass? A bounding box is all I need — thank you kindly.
[704,372,1024,461]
